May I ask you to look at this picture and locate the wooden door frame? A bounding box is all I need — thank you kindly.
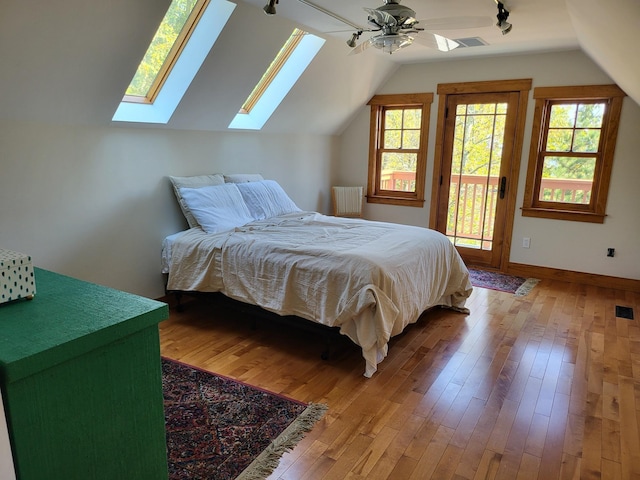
[437,90,520,268]
[429,79,532,271]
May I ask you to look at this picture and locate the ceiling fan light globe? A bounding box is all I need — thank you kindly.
[371,33,413,54]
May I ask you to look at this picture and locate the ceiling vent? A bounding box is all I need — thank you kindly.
[453,37,489,48]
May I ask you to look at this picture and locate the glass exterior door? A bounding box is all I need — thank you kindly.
[437,92,519,268]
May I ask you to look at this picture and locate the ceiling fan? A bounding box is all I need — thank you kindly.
[277,0,494,55]
[352,0,493,54]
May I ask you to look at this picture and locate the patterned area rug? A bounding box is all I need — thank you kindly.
[468,268,539,296]
[162,357,327,480]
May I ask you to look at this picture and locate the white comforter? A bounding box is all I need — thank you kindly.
[166,212,472,377]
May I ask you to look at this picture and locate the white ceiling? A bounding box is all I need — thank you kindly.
[241,0,581,63]
[241,0,640,108]
[0,0,636,135]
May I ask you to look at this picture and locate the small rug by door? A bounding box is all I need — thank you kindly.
[162,357,327,480]
[468,268,539,296]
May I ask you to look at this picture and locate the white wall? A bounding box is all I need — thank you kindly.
[0,122,336,298]
[335,49,640,281]
[566,0,640,106]
[2,50,637,303]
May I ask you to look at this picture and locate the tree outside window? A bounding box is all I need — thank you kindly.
[522,85,625,223]
[124,0,207,104]
[367,93,432,207]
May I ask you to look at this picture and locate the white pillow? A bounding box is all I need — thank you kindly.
[178,183,254,234]
[236,180,301,220]
[169,174,225,228]
[224,173,264,183]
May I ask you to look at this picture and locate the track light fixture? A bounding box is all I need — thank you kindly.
[263,0,278,15]
[347,31,362,48]
[495,1,512,35]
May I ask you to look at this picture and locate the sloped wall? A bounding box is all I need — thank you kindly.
[566,0,640,106]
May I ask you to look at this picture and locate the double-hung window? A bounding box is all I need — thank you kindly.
[522,85,625,223]
[367,93,432,207]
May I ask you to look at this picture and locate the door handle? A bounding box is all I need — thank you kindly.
[499,176,507,199]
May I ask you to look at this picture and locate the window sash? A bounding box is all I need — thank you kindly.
[123,0,209,104]
[367,94,433,206]
[239,29,305,114]
[522,85,625,223]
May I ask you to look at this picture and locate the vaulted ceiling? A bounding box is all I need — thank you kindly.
[244,0,580,63]
[0,0,637,135]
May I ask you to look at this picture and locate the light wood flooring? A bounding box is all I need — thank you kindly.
[159,278,640,479]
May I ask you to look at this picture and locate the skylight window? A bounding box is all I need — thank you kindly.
[124,0,206,104]
[229,29,324,130]
[239,28,305,114]
[112,0,235,124]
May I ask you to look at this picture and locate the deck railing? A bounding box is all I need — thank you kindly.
[538,178,592,204]
[380,170,416,192]
[449,175,499,242]
[449,175,593,240]
[380,171,592,242]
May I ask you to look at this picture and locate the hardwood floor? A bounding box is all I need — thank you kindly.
[158,279,640,479]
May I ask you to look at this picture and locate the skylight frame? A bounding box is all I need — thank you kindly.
[229,29,324,130]
[239,28,305,114]
[124,0,209,105]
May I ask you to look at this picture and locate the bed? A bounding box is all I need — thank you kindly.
[162,175,473,377]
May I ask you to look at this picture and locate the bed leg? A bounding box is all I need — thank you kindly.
[320,334,332,361]
[174,292,184,312]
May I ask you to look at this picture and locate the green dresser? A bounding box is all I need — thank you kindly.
[0,268,169,480]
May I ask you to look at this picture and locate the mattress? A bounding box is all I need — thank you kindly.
[164,212,472,377]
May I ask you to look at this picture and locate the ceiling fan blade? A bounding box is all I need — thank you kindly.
[364,7,397,27]
[417,16,493,31]
[413,33,460,52]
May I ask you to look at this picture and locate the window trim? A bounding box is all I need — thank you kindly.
[522,84,626,223]
[239,29,305,115]
[124,0,209,105]
[228,30,324,130]
[366,93,433,207]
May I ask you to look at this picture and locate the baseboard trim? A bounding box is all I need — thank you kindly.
[506,262,640,292]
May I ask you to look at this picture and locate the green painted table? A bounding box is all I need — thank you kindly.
[0,268,169,480]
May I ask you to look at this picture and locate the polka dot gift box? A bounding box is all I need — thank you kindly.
[0,249,36,304]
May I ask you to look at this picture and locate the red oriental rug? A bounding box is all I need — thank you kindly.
[468,268,539,296]
[162,357,327,479]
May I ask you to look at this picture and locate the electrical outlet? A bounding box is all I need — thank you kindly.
[522,237,530,248]
[607,248,615,257]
